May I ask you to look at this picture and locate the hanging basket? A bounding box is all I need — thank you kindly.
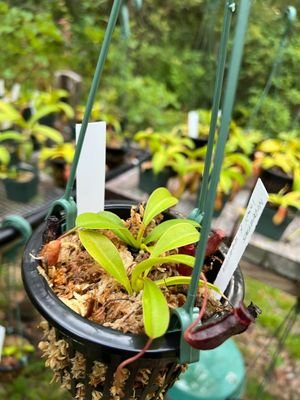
[22,201,244,400]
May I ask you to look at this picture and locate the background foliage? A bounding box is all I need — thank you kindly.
[1,0,300,135]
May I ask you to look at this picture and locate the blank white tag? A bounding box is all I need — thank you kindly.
[0,325,6,361]
[11,83,21,102]
[0,80,5,97]
[76,122,106,215]
[214,179,268,297]
[188,111,199,139]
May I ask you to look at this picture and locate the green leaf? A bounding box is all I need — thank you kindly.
[144,218,200,245]
[76,211,126,229]
[258,139,281,153]
[0,146,10,165]
[29,105,60,125]
[224,153,252,175]
[31,124,63,144]
[292,168,300,192]
[131,254,195,291]
[0,101,22,123]
[151,222,199,257]
[152,151,168,174]
[79,230,132,294]
[155,276,225,298]
[143,187,178,227]
[76,211,138,247]
[0,131,24,142]
[270,191,300,209]
[142,278,170,338]
[57,102,75,119]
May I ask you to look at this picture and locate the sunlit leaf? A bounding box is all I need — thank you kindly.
[0,131,24,142]
[0,146,10,165]
[144,219,199,244]
[32,124,63,144]
[79,230,132,294]
[57,102,75,119]
[152,151,169,174]
[142,278,170,338]
[151,222,199,257]
[143,187,178,227]
[155,276,226,299]
[76,211,138,247]
[0,101,22,123]
[258,139,281,153]
[131,254,195,291]
[29,105,60,125]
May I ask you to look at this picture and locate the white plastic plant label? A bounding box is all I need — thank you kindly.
[187,111,199,139]
[214,178,268,297]
[11,83,21,102]
[76,121,106,215]
[0,325,6,361]
[0,79,5,97]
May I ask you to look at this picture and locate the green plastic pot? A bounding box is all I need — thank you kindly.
[255,205,295,241]
[4,164,39,203]
[138,165,174,193]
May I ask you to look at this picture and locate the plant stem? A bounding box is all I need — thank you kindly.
[184,272,208,339]
[136,223,146,246]
[115,337,153,384]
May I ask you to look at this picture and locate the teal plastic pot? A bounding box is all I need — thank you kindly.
[255,205,295,241]
[166,339,245,400]
[138,165,174,193]
[4,164,39,203]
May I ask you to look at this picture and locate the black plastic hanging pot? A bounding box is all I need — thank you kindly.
[22,201,244,400]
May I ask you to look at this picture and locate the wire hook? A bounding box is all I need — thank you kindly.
[228,1,236,13]
[285,6,297,24]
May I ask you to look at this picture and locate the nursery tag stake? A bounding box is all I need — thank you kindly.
[0,325,5,361]
[172,0,251,365]
[76,122,106,214]
[45,0,122,230]
[214,178,268,296]
[187,111,199,139]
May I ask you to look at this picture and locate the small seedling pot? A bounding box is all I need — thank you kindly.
[190,136,208,148]
[106,144,128,170]
[22,202,244,400]
[4,164,39,203]
[0,355,25,382]
[255,204,295,241]
[138,165,174,193]
[0,331,32,382]
[260,168,293,194]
